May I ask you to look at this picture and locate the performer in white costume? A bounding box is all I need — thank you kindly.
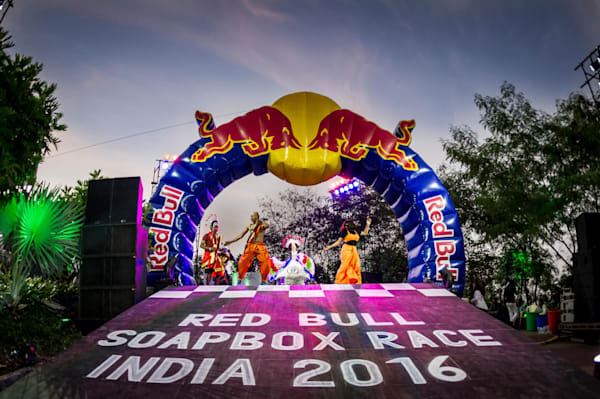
[269,236,316,285]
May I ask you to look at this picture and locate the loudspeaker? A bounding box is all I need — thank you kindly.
[79,288,140,320]
[79,225,147,321]
[80,256,143,287]
[85,177,142,225]
[575,213,600,251]
[573,248,600,323]
[79,177,147,324]
[361,272,383,283]
[81,223,139,256]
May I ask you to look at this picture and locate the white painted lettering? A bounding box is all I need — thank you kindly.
[98,330,136,347]
[128,331,166,348]
[407,330,439,349]
[312,332,345,351]
[458,329,502,346]
[106,356,160,382]
[192,332,231,350]
[178,314,213,327]
[158,332,191,349]
[241,313,271,327]
[272,332,304,350]
[432,330,467,347]
[210,313,241,327]
[299,313,326,326]
[230,332,265,350]
[147,358,194,383]
[366,331,405,349]
[212,359,256,386]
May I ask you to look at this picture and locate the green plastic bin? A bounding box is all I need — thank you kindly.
[525,312,539,331]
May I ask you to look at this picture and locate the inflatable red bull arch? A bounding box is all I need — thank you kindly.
[148,92,465,294]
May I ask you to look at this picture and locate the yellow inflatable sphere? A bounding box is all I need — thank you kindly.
[269,92,342,186]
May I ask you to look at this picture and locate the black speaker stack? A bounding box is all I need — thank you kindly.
[79,177,147,328]
[573,213,600,323]
[361,272,383,283]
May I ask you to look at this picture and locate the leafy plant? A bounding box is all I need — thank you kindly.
[0,274,81,373]
[0,185,84,309]
[59,169,104,209]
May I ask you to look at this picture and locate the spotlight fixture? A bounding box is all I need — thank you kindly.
[152,154,178,193]
[328,177,362,197]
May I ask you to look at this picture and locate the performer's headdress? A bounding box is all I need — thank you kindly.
[282,235,303,249]
[204,214,219,230]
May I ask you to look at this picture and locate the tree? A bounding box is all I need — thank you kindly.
[59,169,105,209]
[440,82,600,300]
[258,184,408,283]
[0,27,66,204]
[258,188,336,280]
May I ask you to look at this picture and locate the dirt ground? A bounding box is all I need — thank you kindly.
[519,329,600,377]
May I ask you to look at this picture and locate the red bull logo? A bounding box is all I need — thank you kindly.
[149,226,172,271]
[149,185,184,270]
[424,195,458,280]
[307,110,418,171]
[191,106,301,162]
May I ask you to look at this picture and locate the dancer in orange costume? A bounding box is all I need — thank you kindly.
[225,211,277,284]
[323,217,371,284]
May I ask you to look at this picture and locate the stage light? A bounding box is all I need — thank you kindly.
[328,176,356,197]
[161,161,170,170]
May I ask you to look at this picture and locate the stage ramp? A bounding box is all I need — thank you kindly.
[2,283,599,398]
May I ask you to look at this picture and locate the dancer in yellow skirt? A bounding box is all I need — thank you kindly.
[323,217,371,284]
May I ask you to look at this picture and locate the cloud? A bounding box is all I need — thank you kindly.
[240,0,291,22]
[43,1,380,116]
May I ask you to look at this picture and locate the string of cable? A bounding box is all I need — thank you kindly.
[47,110,246,158]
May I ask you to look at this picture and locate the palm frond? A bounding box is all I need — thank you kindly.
[12,185,84,276]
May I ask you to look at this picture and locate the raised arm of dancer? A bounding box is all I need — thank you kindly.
[323,238,343,251]
[225,227,248,246]
[360,217,372,236]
